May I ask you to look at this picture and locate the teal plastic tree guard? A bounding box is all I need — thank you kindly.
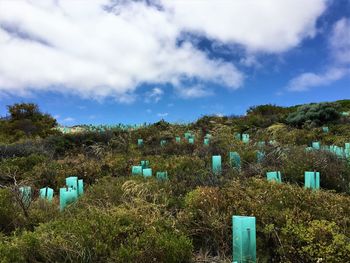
[142,168,152,177]
[175,136,181,143]
[132,165,143,175]
[321,145,330,151]
[140,160,149,169]
[77,179,84,197]
[205,134,212,139]
[336,147,345,157]
[266,171,282,183]
[156,171,168,180]
[312,141,320,150]
[204,138,210,146]
[160,139,166,146]
[66,177,83,196]
[234,132,241,140]
[184,132,192,139]
[329,145,344,158]
[322,127,329,133]
[229,152,241,169]
[39,187,54,201]
[256,151,265,163]
[60,187,78,211]
[345,148,350,157]
[137,138,143,146]
[19,186,31,206]
[188,138,194,144]
[66,176,78,190]
[242,134,249,144]
[232,216,256,263]
[212,155,222,174]
[304,171,320,190]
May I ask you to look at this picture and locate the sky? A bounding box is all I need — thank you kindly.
[0,0,349,125]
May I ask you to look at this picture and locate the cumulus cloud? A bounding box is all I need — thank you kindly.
[162,0,326,52]
[0,0,327,100]
[287,17,350,92]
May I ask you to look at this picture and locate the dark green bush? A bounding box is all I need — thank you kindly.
[286,103,341,128]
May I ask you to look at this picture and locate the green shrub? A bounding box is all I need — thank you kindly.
[180,179,350,262]
[0,103,58,141]
[281,219,350,262]
[276,147,350,193]
[286,103,341,128]
[0,188,25,233]
[0,140,50,159]
[0,194,192,262]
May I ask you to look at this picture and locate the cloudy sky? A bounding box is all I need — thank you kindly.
[0,0,349,124]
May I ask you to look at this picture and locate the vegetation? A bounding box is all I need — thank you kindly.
[0,103,58,143]
[0,100,350,262]
[286,102,341,128]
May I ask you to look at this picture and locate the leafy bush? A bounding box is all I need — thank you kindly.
[286,103,341,128]
[0,188,25,233]
[0,103,58,141]
[272,147,350,193]
[281,219,350,262]
[0,178,193,263]
[180,179,350,262]
[0,140,49,159]
[247,104,292,117]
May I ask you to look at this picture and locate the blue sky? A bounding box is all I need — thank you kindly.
[0,0,349,125]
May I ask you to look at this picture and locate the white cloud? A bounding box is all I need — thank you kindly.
[330,18,350,64]
[145,87,163,103]
[239,55,261,68]
[162,0,327,52]
[157,112,168,117]
[175,85,213,99]
[0,0,242,101]
[146,109,152,114]
[287,17,350,92]
[0,0,327,100]
[287,68,349,91]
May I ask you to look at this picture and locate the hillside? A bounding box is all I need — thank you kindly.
[0,100,350,262]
